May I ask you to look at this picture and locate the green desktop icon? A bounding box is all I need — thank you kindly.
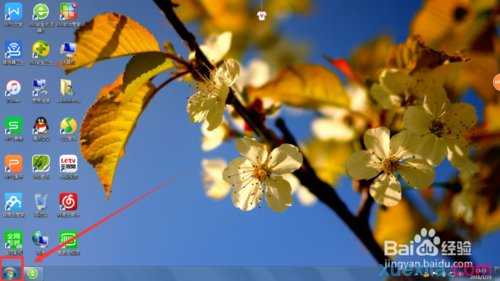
[33,3,50,20]
[32,155,51,173]
[4,230,23,250]
[4,116,23,136]
[59,230,78,249]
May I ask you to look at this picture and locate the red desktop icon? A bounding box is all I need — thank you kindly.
[59,192,78,211]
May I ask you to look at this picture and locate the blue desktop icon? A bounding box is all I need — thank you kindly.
[60,42,76,55]
[4,41,22,59]
[2,266,21,281]
[4,2,23,21]
[4,193,23,212]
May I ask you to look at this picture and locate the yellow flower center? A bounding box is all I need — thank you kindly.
[253,166,269,181]
[381,157,399,174]
[430,120,446,137]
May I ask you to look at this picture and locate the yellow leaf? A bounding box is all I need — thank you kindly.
[80,75,155,198]
[249,64,349,109]
[387,35,467,72]
[374,199,425,253]
[64,13,160,74]
[302,139,351,184]
[122,52,175,102]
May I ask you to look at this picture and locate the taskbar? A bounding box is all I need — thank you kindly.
[0,266,499,281]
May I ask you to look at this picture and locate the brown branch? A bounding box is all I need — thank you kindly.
[153,70,190,95]
[357,187,374,223]
[153,0,388,265]
[275,118,386,264]
[153,0,212,78]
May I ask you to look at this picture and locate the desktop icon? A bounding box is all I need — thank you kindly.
[4,80,21,97]
[59,155,78,173]
[32,3,49,21]
[34,193,48,211]
[32,40,50,59]
[2,266,21,281]
[59,117,77,135]
[32,79,48,96]
[58,230,78,249]
[60,79,74,96]
[3,230,23,251]
[4,2,23,21]
[31,231,48,249]
[4,41,22,59]
[4,116,23,135]
[59,192,78,211]
[24,267,43,281]
[4,116,23,136]
[32,155,50,173]
[60,42,76,57]
[59,2,77,21]
[4,193,23,212]
[33,117,49,135]
[4,155,23,173]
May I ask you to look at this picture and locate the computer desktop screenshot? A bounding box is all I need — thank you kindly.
[0,0,498,280]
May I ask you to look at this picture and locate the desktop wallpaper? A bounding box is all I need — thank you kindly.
[1,0,499,280]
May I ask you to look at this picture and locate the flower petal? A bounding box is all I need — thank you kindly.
[390,130,419,159]
[204,88,228,131]
[215,58,241,87]
[364,127,391,159]
[199,31,232,64]
[399,158,435,189]
[416,134,447,165]
[403,106,432,135]
[346,151,380,180]
[267,144,303,175]
[312,118,356,142]
[201,121,228,151]
[265,176,292,212]
[205,181,231,200]
[442,103,477,136]
[231,178,263,212]
[296,186,317,207]
[422,90,449,118]
[369,173,402,207]
[446,142,479,178]
[380,69,411,95]
[411,72,447,101]
[370,84,401,109]
[222,157,255,186]
[187,90,210,124]
[235,137,268,165]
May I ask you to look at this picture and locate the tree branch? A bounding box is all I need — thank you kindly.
[154,0,388,265]
[275,118,386,264]
[153,70,190,95]
[357,187,374,223]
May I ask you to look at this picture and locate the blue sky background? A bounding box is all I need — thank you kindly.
[1,0,499,268]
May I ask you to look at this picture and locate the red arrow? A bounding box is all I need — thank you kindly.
[35,178,175,263]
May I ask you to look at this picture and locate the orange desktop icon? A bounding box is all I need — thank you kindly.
[4,154,23,173]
